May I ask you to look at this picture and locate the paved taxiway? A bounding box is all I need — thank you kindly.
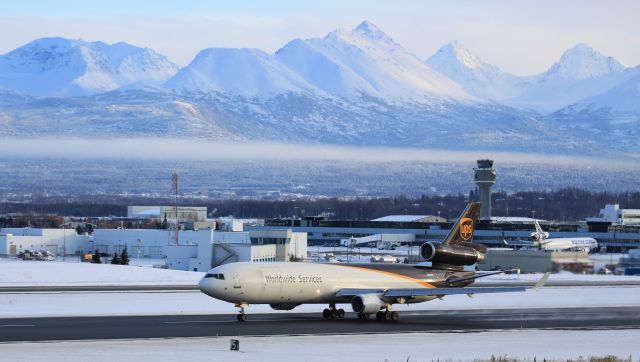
[1,307,638,342]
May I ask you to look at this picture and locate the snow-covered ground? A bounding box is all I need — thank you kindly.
[2,256,639,360]
[2,256,639,318]
[0,258,202,287]
[2,285,639,319]
[2,329,638,362]
[2,257,640,288]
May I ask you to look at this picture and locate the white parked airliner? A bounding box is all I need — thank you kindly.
[199,203,547,322]
[505,220,598,252]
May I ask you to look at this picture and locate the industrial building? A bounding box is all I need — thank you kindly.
[252,214,640,251]
[0,225,307,272]
[587,204,640,225]
[0,228,90,257]
[127,206,208,222]
[371,215,447,223]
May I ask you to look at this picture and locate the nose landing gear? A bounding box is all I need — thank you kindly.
[235,303,248,322]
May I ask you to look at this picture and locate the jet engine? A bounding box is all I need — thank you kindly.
[351,294,386,314]
[269,303,299,311]
[420,242,486,266]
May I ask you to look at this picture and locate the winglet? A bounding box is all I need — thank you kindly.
[532,272,550,290]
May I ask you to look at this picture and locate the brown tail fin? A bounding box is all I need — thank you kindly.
[442,202,481,245]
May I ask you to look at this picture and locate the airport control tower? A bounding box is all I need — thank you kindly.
[474,159,496,220]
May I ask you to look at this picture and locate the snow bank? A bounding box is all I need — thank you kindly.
[1,329,638,361]
[0,259,202,287]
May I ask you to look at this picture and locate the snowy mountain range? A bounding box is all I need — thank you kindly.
[0,21,638,156]
[0,37,179,96]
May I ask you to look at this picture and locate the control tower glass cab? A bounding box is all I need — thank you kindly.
[474,159,496,220]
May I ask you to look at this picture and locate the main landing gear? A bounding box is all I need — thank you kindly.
[322,303,345,319]
[375,310,399,322]
[236,303,248,322]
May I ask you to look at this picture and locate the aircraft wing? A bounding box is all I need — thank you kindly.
[383,286,526,298]
[502,239,536,247]
[336,272,549,299]
[335,286,525,299]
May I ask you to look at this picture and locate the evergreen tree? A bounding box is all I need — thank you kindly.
[91,249,101,264]
[119,246,130,265]
[110,253,120,265]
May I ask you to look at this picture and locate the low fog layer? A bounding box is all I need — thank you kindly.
[1,138,637,169]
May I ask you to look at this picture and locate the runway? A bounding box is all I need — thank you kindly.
[1,307,639,342]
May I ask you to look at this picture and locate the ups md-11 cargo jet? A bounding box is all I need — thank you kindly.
[199,202,547,321]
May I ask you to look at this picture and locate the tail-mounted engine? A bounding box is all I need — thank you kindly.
[420,241,486,270]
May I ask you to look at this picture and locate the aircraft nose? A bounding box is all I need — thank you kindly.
[198,276,215,296]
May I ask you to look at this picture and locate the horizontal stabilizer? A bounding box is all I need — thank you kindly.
[446,269,516,284]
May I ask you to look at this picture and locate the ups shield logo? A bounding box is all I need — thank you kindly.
[459,218,474,241]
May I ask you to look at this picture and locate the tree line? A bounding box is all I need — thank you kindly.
[1,188,639,223]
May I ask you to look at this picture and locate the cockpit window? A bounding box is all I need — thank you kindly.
[204,273,225,280]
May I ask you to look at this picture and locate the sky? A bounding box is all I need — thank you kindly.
[0,0,638,75]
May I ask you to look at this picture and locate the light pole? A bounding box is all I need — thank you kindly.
[59,222,72,262]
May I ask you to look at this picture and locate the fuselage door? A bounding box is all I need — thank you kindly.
[233,272,241,289]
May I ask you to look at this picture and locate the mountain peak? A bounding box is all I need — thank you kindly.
[548,43,626,80]
[434,41,487,70]
[352,20,393,42]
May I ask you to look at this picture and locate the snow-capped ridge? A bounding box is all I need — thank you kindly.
[426,41,517,101]
[276,21,473,102]
[0,37,179,96]
[438,41,491,70]
[546,43,626,80]
[165,47,316,97]
[353,20,395,43]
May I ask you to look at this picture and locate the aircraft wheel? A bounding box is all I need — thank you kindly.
[376,311,385,321]
[390,311,399,321]
[237,314,247,322]
[384,311,393,321]
[322,308,331,319]
[330,308,339,319]
[337,308,345,319]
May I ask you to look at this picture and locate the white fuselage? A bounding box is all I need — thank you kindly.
[198,262,450,305]
[538,237,598,252]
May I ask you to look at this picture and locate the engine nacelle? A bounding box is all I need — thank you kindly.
[420,242,485,266]
[351,294,386,314]
[269,303,299,311]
